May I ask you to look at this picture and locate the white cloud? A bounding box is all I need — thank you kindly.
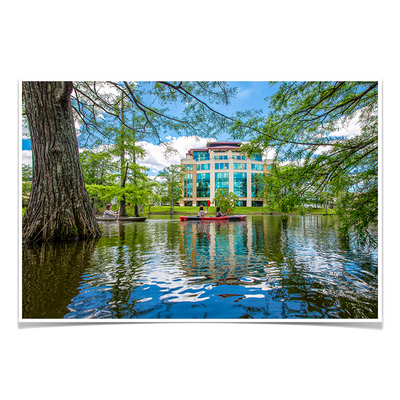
[237,87,253,99]
[138,136,214,176]
[22,150,32,166]
[328,111,362,138]
[22,125,30,138]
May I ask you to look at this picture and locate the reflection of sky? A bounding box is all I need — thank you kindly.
[64,216,378,319]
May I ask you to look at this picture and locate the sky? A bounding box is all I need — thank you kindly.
[21,81,279,176]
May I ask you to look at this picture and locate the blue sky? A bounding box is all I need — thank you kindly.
[21,81,279,174]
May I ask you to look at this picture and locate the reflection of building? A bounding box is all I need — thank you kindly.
[179,221,252,280]
[180,141,273,207]
[178,218,282,284]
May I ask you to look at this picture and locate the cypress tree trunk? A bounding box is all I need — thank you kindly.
[22,82,101,243]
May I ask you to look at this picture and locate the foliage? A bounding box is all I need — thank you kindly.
[71,81,238,151]
[233,81,378,247]
[79,150,114,185]
[157,165,183,214]
[212,189,239,213]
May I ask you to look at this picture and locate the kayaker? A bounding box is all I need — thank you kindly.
[216,206,227,217]
[197,205,207,217]
[104,204,119,218]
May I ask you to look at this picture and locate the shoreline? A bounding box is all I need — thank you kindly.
[147,211,336,216]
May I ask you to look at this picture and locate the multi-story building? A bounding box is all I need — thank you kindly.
[180,141,274,207]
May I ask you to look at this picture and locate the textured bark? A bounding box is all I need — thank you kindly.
[22,82,102,242]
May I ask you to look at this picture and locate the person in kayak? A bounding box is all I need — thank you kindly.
[104,204,119,218]
[216,206,227,217]
[197,205,207,217]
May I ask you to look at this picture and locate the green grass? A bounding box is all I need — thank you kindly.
[102,205,336,216]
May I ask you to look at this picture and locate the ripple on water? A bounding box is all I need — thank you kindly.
[22,216,378,319]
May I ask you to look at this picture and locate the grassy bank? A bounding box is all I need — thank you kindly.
[104,205,337,216]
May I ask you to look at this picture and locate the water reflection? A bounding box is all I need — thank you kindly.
[22,216,378,319]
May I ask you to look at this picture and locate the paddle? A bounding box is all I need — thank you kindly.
[227,208,229,215]
[117,204,121,223]
[207,200,211,213]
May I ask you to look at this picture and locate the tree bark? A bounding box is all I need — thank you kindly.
[22,82,101,243]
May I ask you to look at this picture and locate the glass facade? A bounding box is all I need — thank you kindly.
[196,173,210,197]
[193,151,210,161]
[251,163,262,171]
[215,163,229,170]
[215,172,229,192]
[198,163,210,171]
[234,163,247,170]
[234,172,247,197]
[251,173,263,198]
[184,174,193,197]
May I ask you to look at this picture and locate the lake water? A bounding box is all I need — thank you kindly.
[22,215,379,319]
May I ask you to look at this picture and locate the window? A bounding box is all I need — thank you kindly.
[250,154,262,161]
[198,163,210,171]
[251,164,262,171]
[251,173,263,198]
[234,172,247,197]
[196,173,210,197]
[216,163,228,170]
[215,172,229,192]
[183,164,194,171]
[184,174,193,197]
[193,151,210,161]
[234,163,247,170]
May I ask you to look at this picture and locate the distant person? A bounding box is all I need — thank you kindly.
[197,205,207,217]
[216,206,227,217]
[104,204,119,218]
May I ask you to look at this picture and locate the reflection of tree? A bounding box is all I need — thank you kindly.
[196,180,210,198]
[22,239,99,318]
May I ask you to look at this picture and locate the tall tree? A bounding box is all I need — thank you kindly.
[22,82,101,242]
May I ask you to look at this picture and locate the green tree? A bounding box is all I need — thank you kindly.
[234,81,378,246]
[79,149,114,185]
[157,165,183,215]
[212,189,238,213]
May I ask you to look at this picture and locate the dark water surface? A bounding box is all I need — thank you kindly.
[22,215,378,319]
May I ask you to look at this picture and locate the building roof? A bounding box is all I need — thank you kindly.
[208,141,241,148]
[186,141,242,156]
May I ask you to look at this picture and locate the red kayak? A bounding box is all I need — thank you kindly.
[180,215,247,222]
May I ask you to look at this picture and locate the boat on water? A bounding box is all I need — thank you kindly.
[179,215,246,222]
[96,217,147,222]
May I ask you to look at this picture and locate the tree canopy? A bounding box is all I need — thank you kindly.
[71,81,238,152]
[234,81,378,246]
